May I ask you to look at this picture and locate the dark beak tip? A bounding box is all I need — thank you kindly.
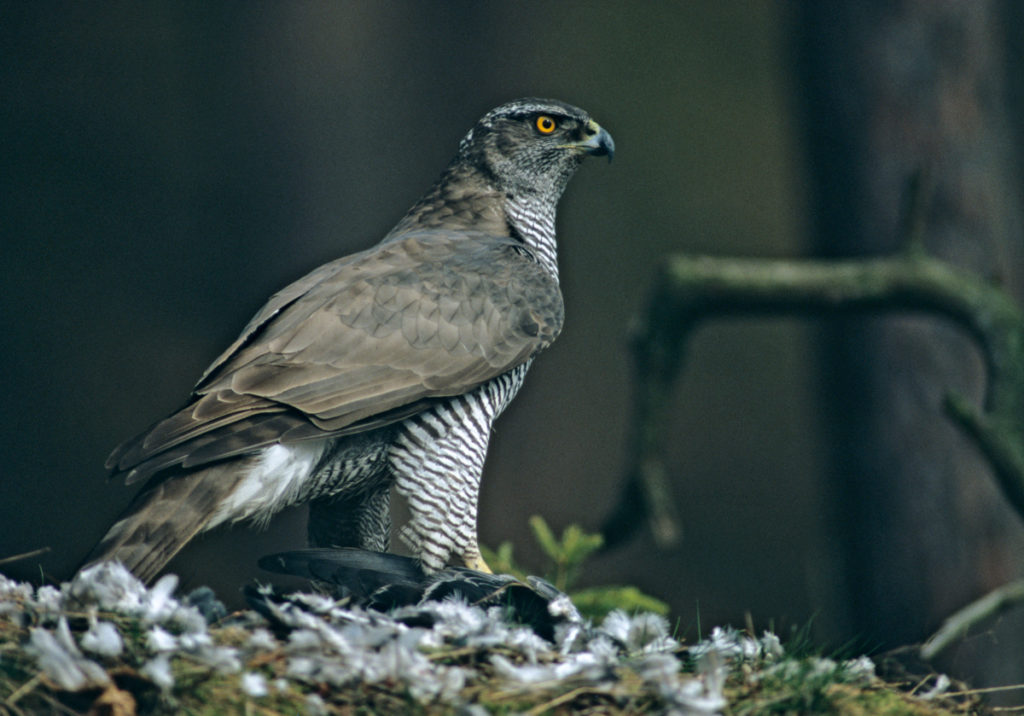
[588,130,615,163]
[599,130,615,163]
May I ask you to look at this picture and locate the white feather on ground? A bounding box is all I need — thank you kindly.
[0,563,885,714]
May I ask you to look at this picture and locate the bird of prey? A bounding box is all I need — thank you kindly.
[83,98,614,584]
[250,547,580,642]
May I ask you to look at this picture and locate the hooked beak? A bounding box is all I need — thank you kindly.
[571,119,615,162]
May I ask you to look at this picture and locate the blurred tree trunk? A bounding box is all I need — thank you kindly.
[793,0,1024,690]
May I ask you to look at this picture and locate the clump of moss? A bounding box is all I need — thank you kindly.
[0,527,988,716]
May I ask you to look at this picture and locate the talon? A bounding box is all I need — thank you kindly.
[464,554,493,574]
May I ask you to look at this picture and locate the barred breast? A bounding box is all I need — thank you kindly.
[389,362,531,571]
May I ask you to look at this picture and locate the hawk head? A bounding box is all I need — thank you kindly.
[456,98,614,198]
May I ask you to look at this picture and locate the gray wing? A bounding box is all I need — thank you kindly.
[106,230,562,485]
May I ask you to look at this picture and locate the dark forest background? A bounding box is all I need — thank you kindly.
[4,1,1023,697]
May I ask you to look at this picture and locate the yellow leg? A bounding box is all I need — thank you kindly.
[463,553,493,573]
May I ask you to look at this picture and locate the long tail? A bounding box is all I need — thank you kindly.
[81,461,250,584]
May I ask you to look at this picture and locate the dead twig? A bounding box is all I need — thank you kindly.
[0,547,51,567]
[921,580,1024,660]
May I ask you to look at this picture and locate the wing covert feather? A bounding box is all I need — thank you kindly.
[107,231,563,482]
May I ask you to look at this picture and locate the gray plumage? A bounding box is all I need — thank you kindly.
[83,98,614,583]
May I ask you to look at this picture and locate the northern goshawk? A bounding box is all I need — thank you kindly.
[83,98,613,583]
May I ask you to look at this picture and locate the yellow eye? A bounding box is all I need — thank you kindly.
[535,115,557,134]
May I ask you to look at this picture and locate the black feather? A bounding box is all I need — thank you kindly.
[256,548,575,641]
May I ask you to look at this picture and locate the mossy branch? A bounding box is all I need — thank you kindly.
[920,578,1024,660]
[603,249,1024,548]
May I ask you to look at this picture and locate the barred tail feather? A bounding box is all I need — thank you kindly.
[81,461,251,584]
